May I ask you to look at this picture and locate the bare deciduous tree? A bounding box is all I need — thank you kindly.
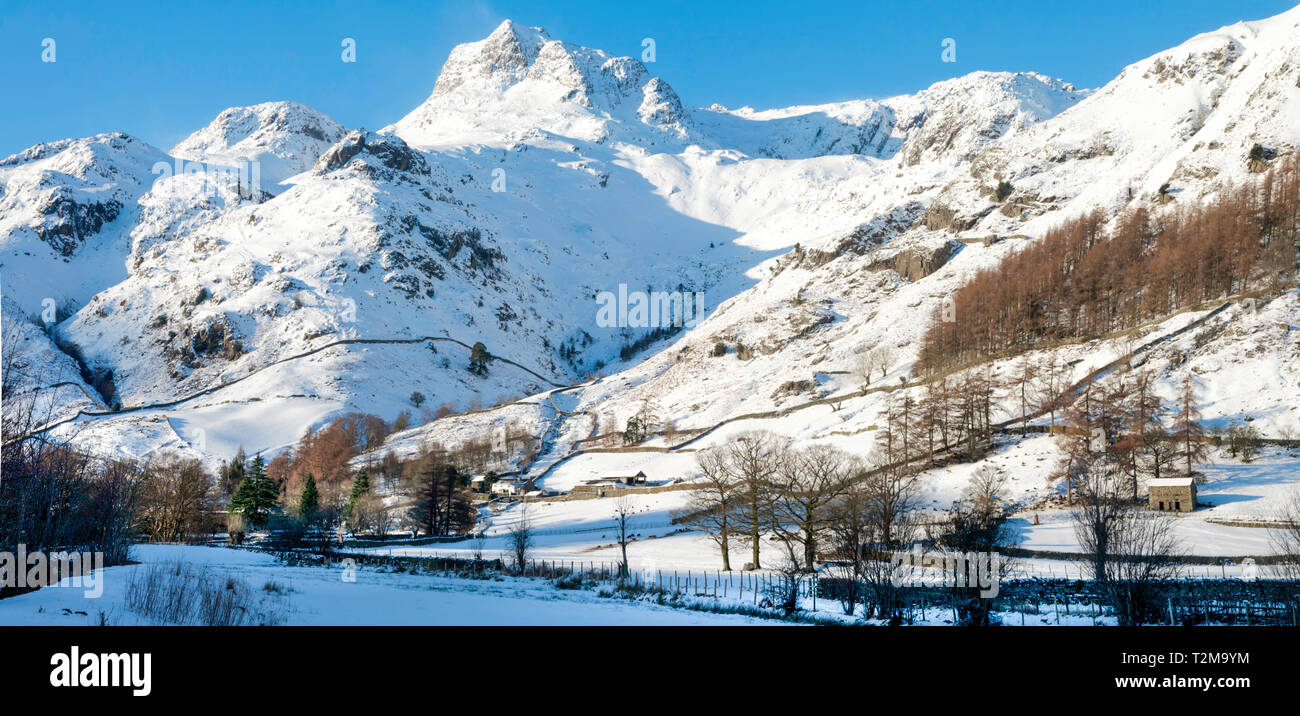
[852,351,875,389]
[871,345,898,380]
[858,458,922,620]
[137,452,215,543]
[506,507,534,574]
[825,478,874,615]
[1033,353,1074,432]
[612,495,641,578]
[1072,457,1182,625]
[1269,488,1300,579]
[676,446,741,570]
[727,431,786,570]
[935,464,1019,625]
[1170,374,1210,478]
[771,444,854,571]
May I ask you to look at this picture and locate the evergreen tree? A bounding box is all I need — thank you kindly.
[229,454,278,528]
[299,473,320,522]
[408,462,471,536]
[468,342,490,376]
[622,415,646,445]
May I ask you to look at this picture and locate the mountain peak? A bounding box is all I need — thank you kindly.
[388,20,690,147]
[430,19,552,98]
[171,101,347,187]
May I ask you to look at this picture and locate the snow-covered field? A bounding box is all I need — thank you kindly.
[354,441,1300,577]
[0,544,782,626]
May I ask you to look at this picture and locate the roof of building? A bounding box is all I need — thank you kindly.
[1148,477,1196,487]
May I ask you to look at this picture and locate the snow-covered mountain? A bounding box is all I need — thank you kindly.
[171,101,349,189]
[0,133,170,318]
[3,9,1298,472]
[387,20,694,149]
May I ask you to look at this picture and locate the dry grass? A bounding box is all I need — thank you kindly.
[124,561,289,626]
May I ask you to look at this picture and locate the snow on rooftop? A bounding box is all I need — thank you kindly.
[1148,477,1196,487]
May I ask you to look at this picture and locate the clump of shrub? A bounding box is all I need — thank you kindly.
[226,513,246,545]
[124,561,288,626]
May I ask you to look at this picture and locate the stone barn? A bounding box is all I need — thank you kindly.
[1148,477,1197,513]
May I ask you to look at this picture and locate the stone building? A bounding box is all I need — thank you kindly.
[1148,477,1197,512]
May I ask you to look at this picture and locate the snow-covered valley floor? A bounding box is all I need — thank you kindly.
[0,544,785,626]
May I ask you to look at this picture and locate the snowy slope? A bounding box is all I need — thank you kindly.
[2,6,1297,518]
[0,133,171,317]
[170,101,349,189]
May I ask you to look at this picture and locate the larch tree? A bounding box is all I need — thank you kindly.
[1170,374,1210,478]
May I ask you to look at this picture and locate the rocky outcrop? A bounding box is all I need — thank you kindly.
[33,190,123,256]
[872,240,963,281]
[315,130,430,178]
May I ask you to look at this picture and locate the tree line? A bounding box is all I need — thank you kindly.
[675,431,1018,623]
[919,155,1300,372]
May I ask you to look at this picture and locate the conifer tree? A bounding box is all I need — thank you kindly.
[299,473,320,522]
[230,454,278,528]
[1171,375,1210,478]
[468,342,490,376]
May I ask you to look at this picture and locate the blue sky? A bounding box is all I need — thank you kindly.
[1,0,1294,157]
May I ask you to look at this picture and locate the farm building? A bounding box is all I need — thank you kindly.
[592,470,648,487]
[492,478,530,496]
[1148,477,1197,512]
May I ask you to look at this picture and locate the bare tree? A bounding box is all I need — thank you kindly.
[859,458,922,620]
[934,464,1019,625]
[137,452,215,543]
[871,345,898,380]
[727,431,786,570]
[676,446,741,570]
[1170,374,1210,478]
[771,444,853,571]
[852,351,875,389]
[612,495,641,579]
[1012,356,1036,428]
[350,493,392,538]
[825,479,874,615]
[1072,457,1182,625]
[1032,353,1074,432]
[1269,488,1300,579]
[506,506,534,574]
